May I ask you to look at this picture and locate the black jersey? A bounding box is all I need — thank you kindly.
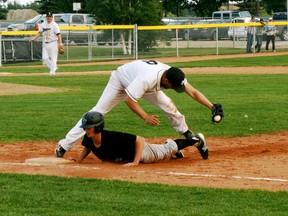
[82,130,137,162]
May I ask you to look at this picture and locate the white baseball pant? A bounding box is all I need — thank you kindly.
[42,41,58,75]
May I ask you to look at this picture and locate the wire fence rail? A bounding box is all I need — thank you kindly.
[1,21,288,65]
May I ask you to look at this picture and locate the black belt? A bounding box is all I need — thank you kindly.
[45,41,56,44]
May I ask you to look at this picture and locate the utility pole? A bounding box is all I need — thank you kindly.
[256,0,260,17]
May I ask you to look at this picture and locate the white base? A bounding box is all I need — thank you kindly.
[25,157,72,165]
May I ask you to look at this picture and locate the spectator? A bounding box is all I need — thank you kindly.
[246,16,255,53]
[265,18,276,52]
[255,18,265,53]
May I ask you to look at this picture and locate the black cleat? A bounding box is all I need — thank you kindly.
[54,144,66,158]
[195,133,208,160]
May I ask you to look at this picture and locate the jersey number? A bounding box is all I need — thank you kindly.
[143,60,158,65]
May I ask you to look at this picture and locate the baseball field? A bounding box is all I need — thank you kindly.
[0,52,287,215]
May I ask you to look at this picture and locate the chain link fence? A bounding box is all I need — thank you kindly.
[1,21,288,65]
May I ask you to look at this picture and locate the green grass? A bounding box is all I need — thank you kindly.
[0,73,287,142]
[173,54,288,67]
[2,53,288,74]
[1,173,287,216]
[0,55,287,215]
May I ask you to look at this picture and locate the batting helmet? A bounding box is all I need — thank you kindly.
[80,111,104,129]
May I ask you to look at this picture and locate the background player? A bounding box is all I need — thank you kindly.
[69,111,207,166]
[56,60,222,159]
[29,12,64,76]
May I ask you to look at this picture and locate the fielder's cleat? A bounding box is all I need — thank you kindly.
[174,150,185,158]
[54,144,66,157]
[195,133,208,160]
[183,130,195,140]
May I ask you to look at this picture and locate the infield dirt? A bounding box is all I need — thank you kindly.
[0,53,287,191]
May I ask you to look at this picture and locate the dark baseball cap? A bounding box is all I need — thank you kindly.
[166,67,187,93]
[46,12,53,17]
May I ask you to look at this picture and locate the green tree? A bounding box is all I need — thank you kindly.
[162,0,192,17]
[85,0,163,54]
[236,0,262,16]
[0,0,8,19]
[162,0,228,17]
[261,0,287,14]
[36,0,60,14]
[235,0,287,16]
[190,0,228,17]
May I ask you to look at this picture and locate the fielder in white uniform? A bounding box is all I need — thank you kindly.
[29,12,63,76]
[69,111,206,166]
[56,60,214,159]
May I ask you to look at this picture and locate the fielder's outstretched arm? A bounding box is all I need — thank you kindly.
[184,83,213,110]
[125,96,159,126]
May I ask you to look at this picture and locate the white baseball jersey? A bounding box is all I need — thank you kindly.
[39,20,60,43]
[116,60,170,101]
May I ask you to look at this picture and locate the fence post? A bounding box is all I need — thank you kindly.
[0,32,2,67]
[111,28,114,59]
[88,25,92,61]
[175,28,179,57]
[30,39,34,61]
[253,26,256,53]
[216,27,219,55]
[134,24,138,59]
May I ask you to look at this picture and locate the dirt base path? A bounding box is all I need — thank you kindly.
[0,131,287,191]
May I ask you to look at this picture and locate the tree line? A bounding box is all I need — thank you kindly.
[1,0,287,53]
[1,0,287,23]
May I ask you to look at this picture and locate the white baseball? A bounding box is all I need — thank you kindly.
[214,115,221,122]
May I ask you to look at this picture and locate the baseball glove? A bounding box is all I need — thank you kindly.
[212,103,224,123]
[59,44,65,54]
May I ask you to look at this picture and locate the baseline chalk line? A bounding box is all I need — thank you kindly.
[0,161,287,183]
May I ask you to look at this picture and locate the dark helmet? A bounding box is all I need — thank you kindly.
[80,111,104,129]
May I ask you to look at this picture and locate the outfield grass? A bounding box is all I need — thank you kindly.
[1,54,288,74]
[0,73,287,142]
[1,173,287,216]
[0,55,287,215]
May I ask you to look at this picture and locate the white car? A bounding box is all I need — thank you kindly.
[6,23,25,31]
[228,17,249,40]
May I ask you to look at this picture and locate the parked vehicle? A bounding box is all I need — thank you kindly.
[6,23,25,31]
[212,10,251,22]
[272,12,288,41]
[163,18,187,39]
[0,21,12,31]
[24,13,96,43]
[180,19,228,41]
[3,23,26,38]
[228,17,248,40]
[25,13,94,30]
[228,17,269,41]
